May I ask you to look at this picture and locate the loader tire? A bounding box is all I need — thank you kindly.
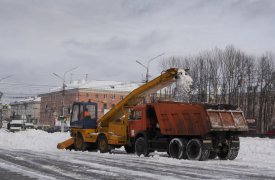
[169,138,187,159]
[74,133,87,151]
[186,139,209,161]
[98,135,109,153]
[135,137,149,157]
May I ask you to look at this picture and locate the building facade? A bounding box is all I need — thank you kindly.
[39,81,139,127]
[9,97,41,124]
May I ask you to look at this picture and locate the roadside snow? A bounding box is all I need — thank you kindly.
[0,129,70,152]
[1,128,275,170]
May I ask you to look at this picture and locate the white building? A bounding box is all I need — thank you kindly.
[10,97,41,124]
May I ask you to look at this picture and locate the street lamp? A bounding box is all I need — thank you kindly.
[136,53,165,83]
[53,67,78,132]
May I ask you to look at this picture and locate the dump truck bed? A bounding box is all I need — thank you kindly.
[152,102,248,136]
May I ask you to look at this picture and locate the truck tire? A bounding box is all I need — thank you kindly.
[124,145,135,153]
[169,138,187,159]
[135,137,149,157]
[208,151,218,159]
[98,135,109,153]
[186,139,209,161]
[228,137,240,160]
[74,133,87,151]
[217,143,230,160]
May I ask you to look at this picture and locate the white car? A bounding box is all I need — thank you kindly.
[25,123,35,129]
[9,120,25,132]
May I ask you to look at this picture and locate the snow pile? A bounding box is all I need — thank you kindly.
[0,129,70,152]
[238,137,275,168]
[175,69,193,102]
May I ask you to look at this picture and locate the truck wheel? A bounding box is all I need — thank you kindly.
[135,137,149,157]
[169,138,187,159]
[186,139,209,161]
[217,143,230,160]
[124,145,135,153]
[74,133,87,151]
[208,151,217,159]
[228,149,239,160]
[228,137,240,160]
[98,135,109,153]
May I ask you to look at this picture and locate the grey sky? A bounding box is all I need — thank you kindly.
[0,0,274,102]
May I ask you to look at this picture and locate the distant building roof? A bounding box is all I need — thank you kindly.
[10,97,41,105]
[49,80,141,93]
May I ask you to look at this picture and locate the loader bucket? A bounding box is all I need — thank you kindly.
[57,138,74,150]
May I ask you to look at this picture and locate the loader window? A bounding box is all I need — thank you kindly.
[85,104,96,119]
[71,105,79,123]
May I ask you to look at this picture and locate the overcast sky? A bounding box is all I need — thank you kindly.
[0,0,275,102]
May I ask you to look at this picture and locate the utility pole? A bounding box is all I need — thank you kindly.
[53,67,78,132]
[136,53,165,83]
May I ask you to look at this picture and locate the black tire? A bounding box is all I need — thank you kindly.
[135,137,149,157]
[228,149,239,160]
[169,138,187,159]
[217,143,230,160]
[186,139,209,161]
[74,133,87,151]
[208,151,218,159]
[98,135,109,153]
[124,145,135,153]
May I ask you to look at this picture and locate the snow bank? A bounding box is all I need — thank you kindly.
[0,129,70,152]
[1,128,275,169]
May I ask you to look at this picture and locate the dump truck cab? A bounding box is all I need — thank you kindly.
[128,105,157,138]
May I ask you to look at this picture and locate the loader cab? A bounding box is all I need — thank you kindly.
[70,102,98,129]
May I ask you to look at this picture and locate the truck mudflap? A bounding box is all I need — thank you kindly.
[206,110,248,131]
[57,138,74,150]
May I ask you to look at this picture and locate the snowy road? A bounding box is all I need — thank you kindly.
[1,129,275,179]
[1,148,275,180]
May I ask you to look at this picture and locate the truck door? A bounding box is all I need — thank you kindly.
[128,107,146,138]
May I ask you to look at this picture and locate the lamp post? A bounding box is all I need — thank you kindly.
[136,53,165,83]
[53,67,78,132]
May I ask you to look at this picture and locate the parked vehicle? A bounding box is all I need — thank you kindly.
[25,123,35,129]
[9,120,25,132]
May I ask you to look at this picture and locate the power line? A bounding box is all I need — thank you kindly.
[0,82,57,88]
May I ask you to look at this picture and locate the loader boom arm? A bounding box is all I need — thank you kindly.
[98,68,180,127]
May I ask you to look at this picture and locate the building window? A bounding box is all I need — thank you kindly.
[103,103,107,109]
[111,104,115,108]
[86,93,89,97]
[111,94,115,99]
[103,94,107,99]
[95,94,99,98]
[120,96,124,100]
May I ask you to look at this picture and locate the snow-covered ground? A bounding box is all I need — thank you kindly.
[0,129,275,179]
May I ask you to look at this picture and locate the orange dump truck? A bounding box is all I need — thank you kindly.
[127,101,248,160]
